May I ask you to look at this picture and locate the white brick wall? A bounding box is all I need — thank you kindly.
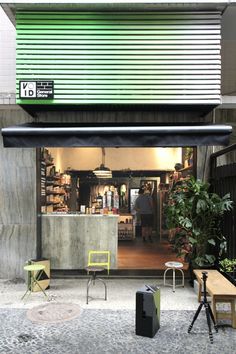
[0,6,16,94]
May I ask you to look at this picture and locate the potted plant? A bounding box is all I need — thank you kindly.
[218,258,236,285]
[165,176,233,279]
[219,258,236,273]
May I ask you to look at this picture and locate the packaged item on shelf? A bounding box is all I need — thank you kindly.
[106,189,113,209]
[113,188,119,209]
[80,205,86,214]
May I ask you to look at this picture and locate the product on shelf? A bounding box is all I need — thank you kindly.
[118,214,135,241]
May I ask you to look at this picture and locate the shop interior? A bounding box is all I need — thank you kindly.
[40,146,195,270]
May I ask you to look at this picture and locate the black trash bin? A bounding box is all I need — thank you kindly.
[136,285,160,338]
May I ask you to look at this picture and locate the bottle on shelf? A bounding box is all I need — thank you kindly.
[106,188,113,210]
[113,188,119,210]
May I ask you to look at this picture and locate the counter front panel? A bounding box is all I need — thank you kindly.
[42,215,118,270]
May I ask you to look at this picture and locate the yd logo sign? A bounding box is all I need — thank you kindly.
[20,81,36,98]
[19,81,54,99]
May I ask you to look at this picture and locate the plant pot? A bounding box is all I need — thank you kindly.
[224,271,236,286]
[216,266,236,286]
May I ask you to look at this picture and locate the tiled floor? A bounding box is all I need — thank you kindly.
[118,237,188,270]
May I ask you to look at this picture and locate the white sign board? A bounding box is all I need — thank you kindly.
[20,81,36,98]
[19,81,54,99]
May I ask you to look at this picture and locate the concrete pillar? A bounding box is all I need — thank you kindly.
[0,105,37,279]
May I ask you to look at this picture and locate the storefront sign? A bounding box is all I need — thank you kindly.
[19,81,54,99]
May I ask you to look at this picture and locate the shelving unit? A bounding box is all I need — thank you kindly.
[41,149,71,213]
[40,160,47,213]
[118,214,135,241]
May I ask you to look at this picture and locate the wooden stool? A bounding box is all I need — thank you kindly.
[164,261,184,292]
[85,265,107,304]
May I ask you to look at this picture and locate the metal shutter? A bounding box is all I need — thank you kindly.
[16,11,221,105]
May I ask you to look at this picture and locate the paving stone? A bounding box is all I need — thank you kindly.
[0,307,235,354]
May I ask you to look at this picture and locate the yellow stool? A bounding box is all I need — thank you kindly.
[86,251,110,304]
[22,264,48,301]
[88,250,110,275]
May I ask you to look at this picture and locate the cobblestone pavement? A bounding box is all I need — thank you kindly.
[0,307,236,354]
[0,278,235,353]
[0,278,198,310]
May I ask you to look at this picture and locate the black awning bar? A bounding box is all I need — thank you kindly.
[2,125,232,136]
[1,123,232,148]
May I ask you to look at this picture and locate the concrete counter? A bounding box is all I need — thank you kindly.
[42,214,118,270]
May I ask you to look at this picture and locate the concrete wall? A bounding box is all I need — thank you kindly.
[0,105,36,279]
[222,6,236,95]
[221,41,236,95]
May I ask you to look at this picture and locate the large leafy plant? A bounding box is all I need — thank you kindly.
[165,176,233,267]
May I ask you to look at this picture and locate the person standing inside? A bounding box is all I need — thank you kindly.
[135,186,154,242]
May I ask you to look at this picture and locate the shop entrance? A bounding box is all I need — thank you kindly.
[40,146,195,271]
[1,121,231,276]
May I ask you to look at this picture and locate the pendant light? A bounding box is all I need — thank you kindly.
[93,147,112,179]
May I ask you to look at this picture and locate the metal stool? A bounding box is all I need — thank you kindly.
[22,264,48,301]
[164,261,185,292]
[85,265,107,304]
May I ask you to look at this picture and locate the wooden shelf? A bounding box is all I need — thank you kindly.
[179,164,193,172]
[46,191,65,195]
[118,214,135,240]
[118,223,133,228]
[41,150,70,214]
[41,160,54,167]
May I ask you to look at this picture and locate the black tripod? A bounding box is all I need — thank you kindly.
[188,271,218,344]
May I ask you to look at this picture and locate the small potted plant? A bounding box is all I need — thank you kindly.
[219,258,236,284]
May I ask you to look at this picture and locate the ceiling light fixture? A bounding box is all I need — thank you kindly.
[93,147,112,179]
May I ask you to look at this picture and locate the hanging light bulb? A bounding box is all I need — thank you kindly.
[93,148,112,178]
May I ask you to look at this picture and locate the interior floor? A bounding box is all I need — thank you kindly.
[118,236,189,271]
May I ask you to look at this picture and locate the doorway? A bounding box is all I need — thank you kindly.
[40,146,195,271]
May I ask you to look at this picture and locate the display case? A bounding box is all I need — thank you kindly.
[118,214,135,241]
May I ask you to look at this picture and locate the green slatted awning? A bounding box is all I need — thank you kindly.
[15,11,221,106]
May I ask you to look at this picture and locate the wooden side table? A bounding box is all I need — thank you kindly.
[194,269,236,328]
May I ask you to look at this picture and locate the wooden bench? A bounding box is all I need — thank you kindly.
[194,269,236,328]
